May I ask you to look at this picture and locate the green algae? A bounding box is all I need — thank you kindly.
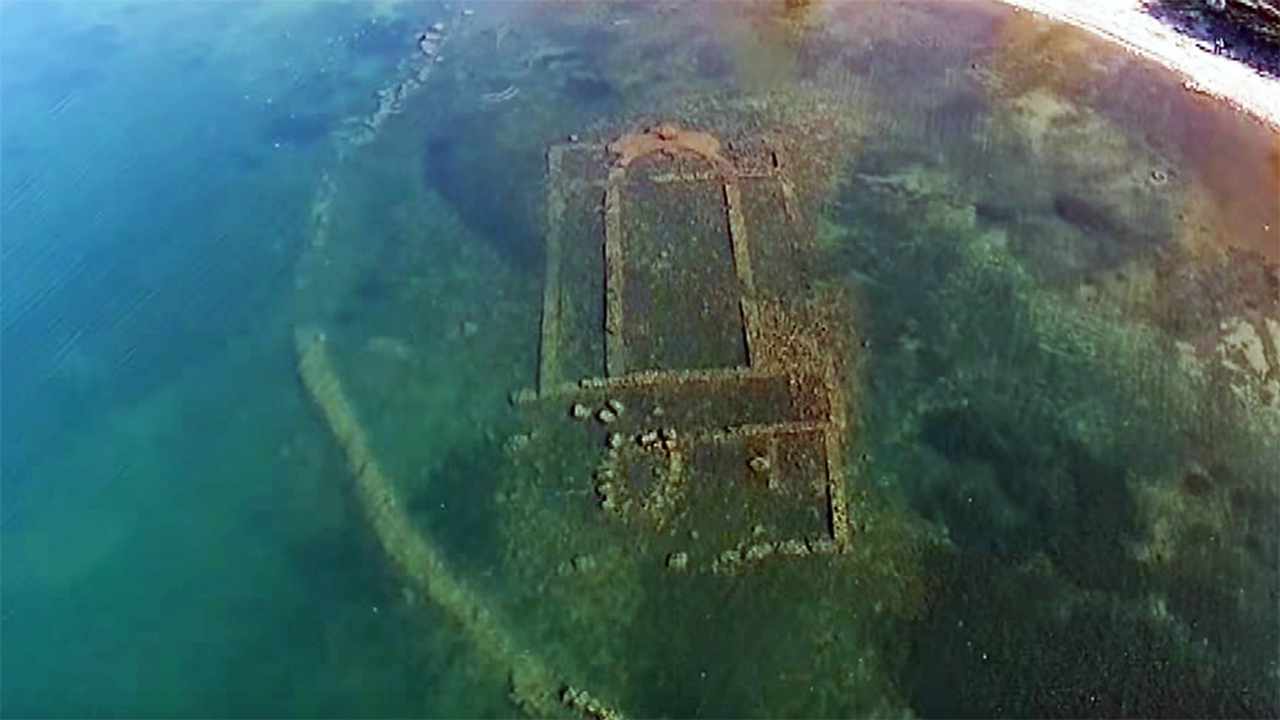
[287,2,1279,716]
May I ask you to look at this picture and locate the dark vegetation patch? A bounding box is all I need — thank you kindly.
[918,406,1141,593]
[405,440,506,576]
[907,550,1279,718]
[827,146,1277,716]
[421,118,544,270]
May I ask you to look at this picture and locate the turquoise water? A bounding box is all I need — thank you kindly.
[1,2,477,715]
[3,1,1278,717]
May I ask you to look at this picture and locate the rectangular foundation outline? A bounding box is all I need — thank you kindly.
[535,131,855,558]
[604,167,627,377]
[538,145,566,395]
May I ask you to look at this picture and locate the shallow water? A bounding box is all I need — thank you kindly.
[2,1,1278,717]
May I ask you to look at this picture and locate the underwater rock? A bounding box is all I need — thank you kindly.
[571,402,591,420]
[745,542,776,562]
[606,398,625,415]
[505,433,531,453]
[666,551,689,571]
[598,407,618,425]
[749,455,771,475]
[607,432,624,449]
[561,686,623,720]
[509,388,537,405]
[1180,465,1215,497]
[778,539,810,556]
[571,554,597,573]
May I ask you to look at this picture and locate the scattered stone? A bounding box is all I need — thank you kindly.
[1180,464,1214,497]
[606,398,625,415]
[509,387,537,405]
[667,551,689,571]
[607,432,624,449]
[1149,168,1169,186]
[571,554,597,573]
[431,21,445,32]
[689,529,700,541]
[652,405,665,417]
[462,8,475,16]
[661,427,678,441]
[568,133,580,143]
[808,537,837,554]
[752,523,766,537]
[561,685,623,720]
[505,433,530,452]
[749,455,771,474]
[745,542,775,562]
[598,407,618,424]
[639,430,660,446]
[571,402,591,420]
[778,539,810,556]
[662,439,677,452]
[716,549,741,570]
[461,320,479,337]
[596,481,614,496]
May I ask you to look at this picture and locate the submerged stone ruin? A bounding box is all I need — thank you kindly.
[516,123,856,574]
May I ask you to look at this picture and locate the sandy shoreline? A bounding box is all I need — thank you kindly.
[997,0,1280,132]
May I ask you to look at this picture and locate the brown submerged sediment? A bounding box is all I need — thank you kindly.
[997,0,1280,131]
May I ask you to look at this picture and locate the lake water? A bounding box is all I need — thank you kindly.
[2,1,1277,717]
